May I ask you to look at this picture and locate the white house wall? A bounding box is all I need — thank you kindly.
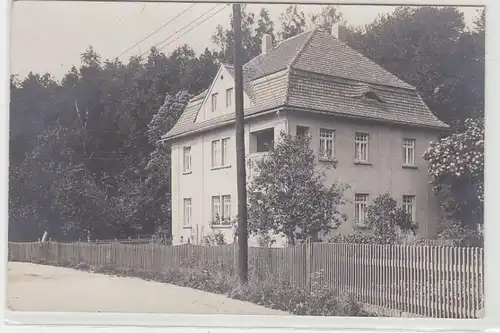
[195,66,252,123]
[171,114,289,247]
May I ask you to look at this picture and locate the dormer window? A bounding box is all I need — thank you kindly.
[363,91,384,103]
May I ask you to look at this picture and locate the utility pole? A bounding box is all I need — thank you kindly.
[232,3,248,284]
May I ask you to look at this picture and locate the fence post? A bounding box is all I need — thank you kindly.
[187,243,192,264]
[57,241,61,265]
[151,239,154,271]
[305,238,313,292]
[233,241,238,275]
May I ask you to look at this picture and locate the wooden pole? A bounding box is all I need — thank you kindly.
[233,3,248,284]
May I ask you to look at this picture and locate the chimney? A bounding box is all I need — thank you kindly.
[261,34,273,55]
[331,21,348,42]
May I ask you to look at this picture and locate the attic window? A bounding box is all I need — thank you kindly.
[220,75,224,80]
[363,91,384,103]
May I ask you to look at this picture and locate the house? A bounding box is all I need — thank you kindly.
[162,23,449,247]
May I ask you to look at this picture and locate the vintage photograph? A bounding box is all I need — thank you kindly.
[8,1,485,319]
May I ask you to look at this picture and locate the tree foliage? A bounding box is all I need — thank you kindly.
[423,118,484,228]
[247,132,348,245]
[278,5,342,40]
[212,5,275,64]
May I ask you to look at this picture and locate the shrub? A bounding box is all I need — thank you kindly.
[329,233,381,244]
[202,229,227,246]
[438,223,484,247]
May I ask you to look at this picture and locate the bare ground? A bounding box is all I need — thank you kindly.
[7,262,287,315]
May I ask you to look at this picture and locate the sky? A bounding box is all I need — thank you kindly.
[10,2,483,80]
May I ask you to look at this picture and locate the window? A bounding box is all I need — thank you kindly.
[250,128,274,153]
[355,133,369,162]
[403,138,416,165]
[211,196,221,221]
[296,125,309,137]
[354,194,369,225]
[212,138,230,168]
[226,88,233,107]
[402,195,416,222]
[183,146,192,173]
[211,140,221,167]
[222,138,230,166]
[222,195,231,224]
[364,91,383,103]
[212,195,231,225]
[211,93,218,112]
[319,129,334,159]
[183,198,192,227]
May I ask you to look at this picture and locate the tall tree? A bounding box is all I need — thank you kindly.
[212,5,275,64]
[310,5,343,34]
[278,5,308,40]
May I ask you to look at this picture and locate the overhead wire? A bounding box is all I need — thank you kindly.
[139,4,229,58]
[116,3,197,59]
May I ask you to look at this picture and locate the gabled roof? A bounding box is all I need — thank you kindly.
[164,29,448,141]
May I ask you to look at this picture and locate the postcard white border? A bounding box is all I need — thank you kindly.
[2,0,498,333]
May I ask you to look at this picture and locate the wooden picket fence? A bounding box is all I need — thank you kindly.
[8,241,484,319]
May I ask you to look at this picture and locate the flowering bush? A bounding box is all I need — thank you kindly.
[423,118,484,228]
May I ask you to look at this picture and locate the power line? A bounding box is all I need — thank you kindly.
[139,4,229,58]
[157,4,227,51]
[116,3,197,59]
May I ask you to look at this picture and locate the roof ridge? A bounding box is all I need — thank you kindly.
[275,29,312,48]
[282,29,317,105]
[289,29,317,69]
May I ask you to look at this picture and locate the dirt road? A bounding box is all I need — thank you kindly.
[7,262,287,315]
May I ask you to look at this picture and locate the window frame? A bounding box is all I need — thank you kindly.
[354,193,369,226]
[211,196,221,223]
[211,93,218,112]
[319,128,335,160]
[212,194,231,226]
[221,137,230,166]
[354,132,369,162]
[211,137,231,169]
[222,195,231,225]
[183,198,192,227]
[226,88,233,107]
[182,146,192,173]
[403,138,416,166]
[211,140,221,167]
[402,195,416,223]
